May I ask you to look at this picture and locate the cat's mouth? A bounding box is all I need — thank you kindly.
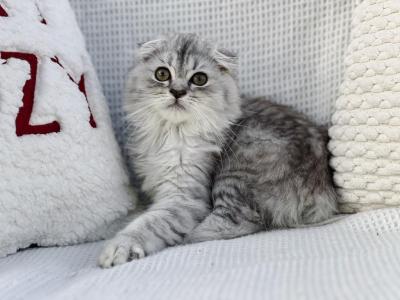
[167,102,186,111]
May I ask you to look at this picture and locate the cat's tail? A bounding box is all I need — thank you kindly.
[184,206,263,244]
[295,214,348,228]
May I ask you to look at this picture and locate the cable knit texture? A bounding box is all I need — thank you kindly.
[329,0,400,213]
[0,0,134,258]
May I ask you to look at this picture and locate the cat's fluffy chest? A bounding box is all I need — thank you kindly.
[138,130,220,195]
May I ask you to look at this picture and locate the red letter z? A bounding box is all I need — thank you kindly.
[1,52,61,136]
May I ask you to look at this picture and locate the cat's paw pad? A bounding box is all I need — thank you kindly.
[98,235,145,268]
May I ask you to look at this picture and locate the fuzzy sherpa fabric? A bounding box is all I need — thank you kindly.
[329,0,400,213]
[0,0,135,257]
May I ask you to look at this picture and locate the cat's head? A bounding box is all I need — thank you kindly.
[125,33,241,136]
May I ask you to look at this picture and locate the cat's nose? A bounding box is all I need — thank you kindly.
[170,89,187,99]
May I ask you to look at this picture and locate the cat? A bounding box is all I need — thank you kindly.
[98,33,338,268]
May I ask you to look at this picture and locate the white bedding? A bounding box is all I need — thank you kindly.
[2,208,400,300]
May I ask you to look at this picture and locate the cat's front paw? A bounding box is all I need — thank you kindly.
[98,234,145,268]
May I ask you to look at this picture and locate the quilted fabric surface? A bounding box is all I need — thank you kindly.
[69,0,357,154]
[2,208,400,300]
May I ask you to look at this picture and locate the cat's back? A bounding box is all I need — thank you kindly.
[219,97,337,226]
[235,97,328,161]
[240,97,326,137]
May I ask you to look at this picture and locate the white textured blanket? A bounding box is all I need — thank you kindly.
[2,208,400,300]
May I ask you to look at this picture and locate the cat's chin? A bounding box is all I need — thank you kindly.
[158,106,191,124]
[167,102,186,111]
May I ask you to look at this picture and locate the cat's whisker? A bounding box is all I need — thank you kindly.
[194,105,241,164]
[191,107,240,169]
[191,108,226,171]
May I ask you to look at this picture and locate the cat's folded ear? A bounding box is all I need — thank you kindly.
[213,48,238,74]
[136,38,165,61]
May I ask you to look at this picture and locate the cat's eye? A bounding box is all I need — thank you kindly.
[190,72,208,86]
[155,67,171,81]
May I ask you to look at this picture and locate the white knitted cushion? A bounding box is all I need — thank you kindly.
[0,0,134,257]
[329,0,400,213]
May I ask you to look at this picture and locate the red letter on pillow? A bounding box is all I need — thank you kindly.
[0,5,8,17]
[51,56,97,128]
[1,52,61,136]
[35,4,47,24]
[77,75,97,128]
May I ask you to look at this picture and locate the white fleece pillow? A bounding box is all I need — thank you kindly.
[329,0,400,213]
[0,0,134,257]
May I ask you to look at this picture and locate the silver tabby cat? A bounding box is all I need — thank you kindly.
[98,33,338,268]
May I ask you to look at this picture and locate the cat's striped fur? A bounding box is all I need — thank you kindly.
[186,98,338,243]
[98,34,337,268]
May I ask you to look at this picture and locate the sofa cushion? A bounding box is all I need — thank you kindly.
[0,0,134,257]
[329,0,400,212]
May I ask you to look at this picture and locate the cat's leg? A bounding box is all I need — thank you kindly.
[185,201,263,243]
[98,197,209,268]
